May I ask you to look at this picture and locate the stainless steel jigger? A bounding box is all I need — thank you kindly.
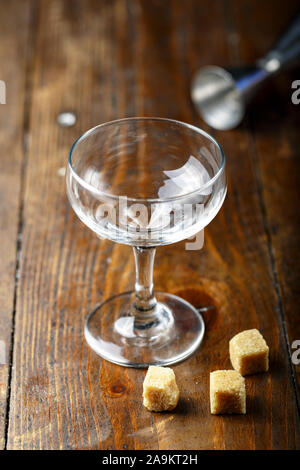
[191,13,300,130]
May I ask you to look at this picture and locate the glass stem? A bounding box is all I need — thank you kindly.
[133,246,157,313]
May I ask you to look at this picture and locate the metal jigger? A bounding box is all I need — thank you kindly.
[191,13,300,130]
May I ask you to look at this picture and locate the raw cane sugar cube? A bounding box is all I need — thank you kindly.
[229,329,269,376]
[210,370,246,415]
[143,366,180,412]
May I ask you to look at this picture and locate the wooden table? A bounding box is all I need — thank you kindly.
[1,0,299,450]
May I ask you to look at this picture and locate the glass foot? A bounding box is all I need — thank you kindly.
[84,291,205,368]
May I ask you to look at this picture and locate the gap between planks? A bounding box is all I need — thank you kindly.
[4,0,40,449]
[247,123,300,419]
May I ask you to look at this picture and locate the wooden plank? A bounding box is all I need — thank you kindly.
[7,0,300,449]
[230,0,300,402]
[0,0,32,449]
[155,0,300,449]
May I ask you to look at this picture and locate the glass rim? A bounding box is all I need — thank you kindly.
[68,116,226,203]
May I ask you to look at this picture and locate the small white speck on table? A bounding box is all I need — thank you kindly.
[57,111,76,127]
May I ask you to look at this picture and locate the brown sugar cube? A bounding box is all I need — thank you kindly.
[229,329,269,376]
[210,370,246,415]
[143,366,180,412]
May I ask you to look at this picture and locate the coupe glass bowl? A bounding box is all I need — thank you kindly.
[66,117,226,367]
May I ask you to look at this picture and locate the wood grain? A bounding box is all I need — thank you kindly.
[231,0,300,402]
[4,0,300,449]
[0,0,32,449]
